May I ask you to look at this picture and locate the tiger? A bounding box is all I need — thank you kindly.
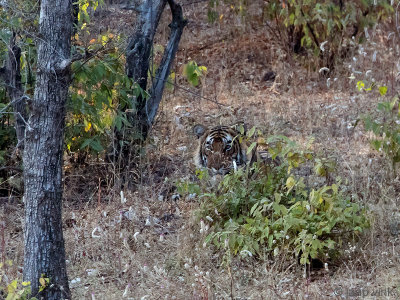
[193,124,257,176]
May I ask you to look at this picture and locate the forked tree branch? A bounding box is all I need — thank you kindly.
[144,0,187,126]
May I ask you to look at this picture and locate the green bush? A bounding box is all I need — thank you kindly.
[67,33,139,155]
[179,136,369,265]
[362,91,400,174]
[208,0,394,69]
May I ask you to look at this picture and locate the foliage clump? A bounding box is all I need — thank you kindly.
[209,0,394,69]
[179,136,369,265]
[361,84,400,174]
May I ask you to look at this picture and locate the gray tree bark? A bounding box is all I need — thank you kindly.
[23,0,72,299]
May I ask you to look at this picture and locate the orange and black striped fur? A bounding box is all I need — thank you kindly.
[193,124,251,176]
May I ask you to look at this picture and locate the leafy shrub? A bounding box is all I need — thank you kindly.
[67,33,140,155]
[183,61,207,87]
[179,135,369,265]
[0,260,36,300]
[361,86,400,174]
[208,0,394,69]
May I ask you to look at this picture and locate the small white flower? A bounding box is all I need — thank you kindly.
[184,263,190,269]
[372,51,377,62]
[306,204,311,211]
[122,284,130,298]
[187,193,197,200]
[91,227,102,238]
[240,250,253,257]
[286,235,290,240]
[319,67,329,73]
[120,191,127,204]
[206,216,213,222]
[200,219,205,233]
[320,41,328,52]
[364,27,369,38]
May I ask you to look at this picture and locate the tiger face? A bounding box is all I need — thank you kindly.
[193,124,248,175]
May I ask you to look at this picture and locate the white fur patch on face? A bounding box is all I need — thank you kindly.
[223,133,233,143]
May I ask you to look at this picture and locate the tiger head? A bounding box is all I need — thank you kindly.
[193,124,248,176]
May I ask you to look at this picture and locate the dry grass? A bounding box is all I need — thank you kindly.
[2,2,400,299]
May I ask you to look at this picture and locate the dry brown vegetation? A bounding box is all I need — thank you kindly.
[2,1,400,299]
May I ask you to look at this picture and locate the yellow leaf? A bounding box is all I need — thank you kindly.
[286,176,296,189]
[219,14,224,20]
[84,122,92,132]
[22,281,31,287]
[101,35,108,46]
[39,277,46,287]
[319,196,323,204]
[7,280,18,293]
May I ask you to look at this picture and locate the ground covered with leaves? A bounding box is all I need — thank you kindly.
[2,1,400,299]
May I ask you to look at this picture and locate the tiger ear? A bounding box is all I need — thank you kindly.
[193,124,207,138]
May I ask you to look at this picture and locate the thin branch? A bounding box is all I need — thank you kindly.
[1,111,32,132]
[0,95,29,114]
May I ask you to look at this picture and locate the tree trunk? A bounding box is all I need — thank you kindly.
[0,32,27,151]
[145,0,187,127]
[23,1,72,299]
[111,0,186,175]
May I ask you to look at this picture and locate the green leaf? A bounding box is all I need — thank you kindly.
[246,142,257,155]
[247,126,256,138]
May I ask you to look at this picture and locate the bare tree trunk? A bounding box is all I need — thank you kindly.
[145,0,187,126]
[23,0,72,299]
[112,0,186,175]
[0,33,27,151]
